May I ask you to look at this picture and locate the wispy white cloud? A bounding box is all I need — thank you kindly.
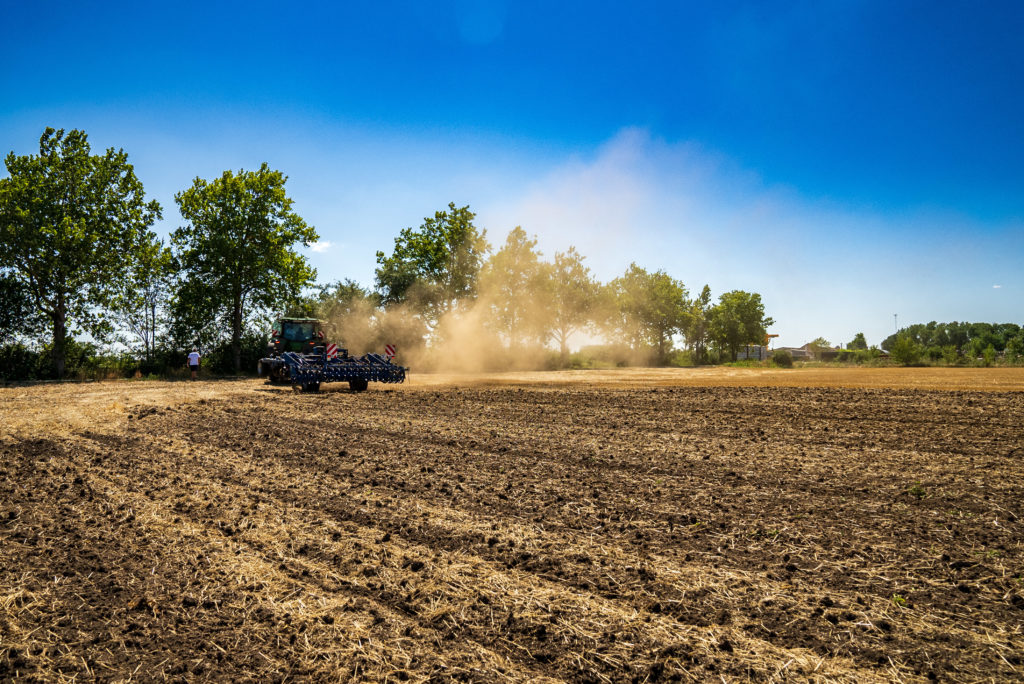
[993,284,1002,289]
[309,241,333,253]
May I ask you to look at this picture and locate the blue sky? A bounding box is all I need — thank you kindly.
[3,1,1022,348]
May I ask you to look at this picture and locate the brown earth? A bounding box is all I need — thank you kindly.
[1,369,1022,682]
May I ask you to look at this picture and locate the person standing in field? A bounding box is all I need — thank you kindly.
[187,347,201,380]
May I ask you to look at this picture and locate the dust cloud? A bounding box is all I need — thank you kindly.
[324,299,558,373]
[321,273,600,373]
[319,228,690,372]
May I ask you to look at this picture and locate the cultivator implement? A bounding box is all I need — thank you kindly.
[276,350,407,392]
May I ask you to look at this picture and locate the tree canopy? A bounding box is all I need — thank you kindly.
[0,128,162,376]
[313,279,382,353]
[882,321,1021,355]
[548,247,598,363]
[479,226,548,349]
[607,263,689,363]
[375,202,489,326]
[889,335,922,366]
[708,290,773,361]
[172,163,317,372]
[683,284,713,364]
[848,332,868,350]
[806,337,833,358]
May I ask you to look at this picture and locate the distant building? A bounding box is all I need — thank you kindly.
[772,346,813,360]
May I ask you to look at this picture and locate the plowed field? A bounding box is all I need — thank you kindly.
[2,370,1023,682]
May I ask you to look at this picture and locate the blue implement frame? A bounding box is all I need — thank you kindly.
[280,350,407,390]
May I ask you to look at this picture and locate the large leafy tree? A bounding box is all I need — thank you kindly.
[0,128,162,377]
[375,202,489,327]
[708,290,774,361]
[547,246,598,364]
[607,263,689,363]
[480,227,548,349]
[172,163,317,372]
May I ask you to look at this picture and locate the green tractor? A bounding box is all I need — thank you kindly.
[257,317,407,392]
[257,318,326,384]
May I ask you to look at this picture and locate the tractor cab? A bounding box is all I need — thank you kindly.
[268,318,325,355]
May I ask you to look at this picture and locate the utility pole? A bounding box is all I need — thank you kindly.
[894,313,898,332]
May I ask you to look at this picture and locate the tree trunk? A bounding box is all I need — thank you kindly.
[52,297,67,379]
[232,296,243,374]
[148,301,156,363]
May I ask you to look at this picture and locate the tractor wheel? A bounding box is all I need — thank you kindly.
[302,382,321,393]
[349,378,368,392]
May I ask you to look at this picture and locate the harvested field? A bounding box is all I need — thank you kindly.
[1,369,1023,682]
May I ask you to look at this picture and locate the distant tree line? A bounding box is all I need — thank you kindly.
[792,325,1024,368]
[0,127,775,381]
[882,322,1024,366]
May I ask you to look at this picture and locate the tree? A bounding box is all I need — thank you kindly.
[982,344,997,367]
[708,290,774,361]
[683,284,713,364]
[890,335,922,366]
[375,203,489,327]
[607,263,689,364]
[547,247,598,365]
[172,163,318,373]
[806,337,832,359]
[479,227,547,349]
[111,236,174,364]
[0,128,162,377]
[314,279,383,353]
[1006,333,1024,361]
[281,294,319,319]
[315,279,379,320]
[848,332,868,350]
